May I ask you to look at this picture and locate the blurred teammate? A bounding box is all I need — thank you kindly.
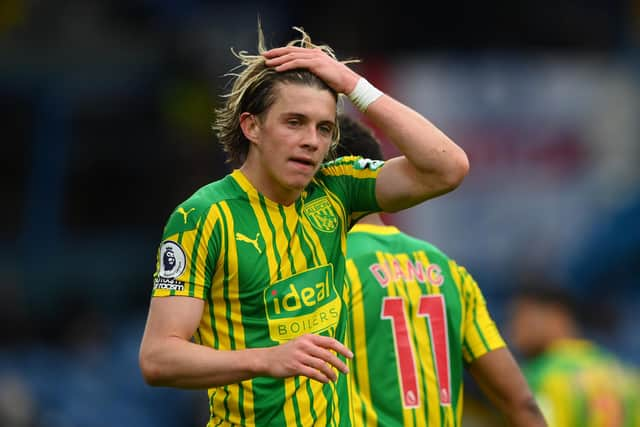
[336,114,546,427]
[509,282,640,427]
[138,23,470,426]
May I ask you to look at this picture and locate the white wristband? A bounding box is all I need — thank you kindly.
[348,78,383,112]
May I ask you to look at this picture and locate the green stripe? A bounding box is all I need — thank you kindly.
[346,274,367,427]
[278,205,297,274]
[439,403,446,427]
[463,340,475,361]
[209,391,224,426]
[218,207,235,350]
[471,281,490,352]
[318,181,348,227]
[237,383,246,425]
[220,386,232,423]
[207,214,223,351]
[575,383,589,427]
[170,232,185,296]
[217,212,234,422]
[258,194,282,279]
[188,213,208,297]
[292,377,303,427]
[298,195,322,265]
[443,261,463,417]
[299,223,321,266]
[415,304,431,426]
[220,202,241,427]
[305,379,318,421]
[324,378,335,427]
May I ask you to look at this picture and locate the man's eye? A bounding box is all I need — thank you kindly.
[319,125,333,135]
[288,119,300,126]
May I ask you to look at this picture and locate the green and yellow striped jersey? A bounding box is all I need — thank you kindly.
[344,224,506,427]
[151,157,382,427]
[523,339,640,427]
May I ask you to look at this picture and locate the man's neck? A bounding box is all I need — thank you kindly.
[239,163,300,206]
[356,213,386,226]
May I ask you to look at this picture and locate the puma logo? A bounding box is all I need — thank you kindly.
[177,207,195,224]
[235,232,262,254]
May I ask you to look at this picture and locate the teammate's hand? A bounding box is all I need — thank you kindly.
[263,46,360,95]
[259,334,353,383]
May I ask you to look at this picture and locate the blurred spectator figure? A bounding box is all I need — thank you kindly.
[508,280,640,427]
[0,374,36,427]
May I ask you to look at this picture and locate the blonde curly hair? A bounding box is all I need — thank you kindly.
[213,24,350,166]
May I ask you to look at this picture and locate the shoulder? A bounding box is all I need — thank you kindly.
[163,175,242,235]
[397,233,453,265]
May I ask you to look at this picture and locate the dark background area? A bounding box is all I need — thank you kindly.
[1,1,639,426]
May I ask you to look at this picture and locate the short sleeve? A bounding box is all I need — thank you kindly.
[319,155,383,223]
[457,264,506,363]
[151,202,219,299]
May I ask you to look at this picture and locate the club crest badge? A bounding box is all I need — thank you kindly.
[303,197,338,233]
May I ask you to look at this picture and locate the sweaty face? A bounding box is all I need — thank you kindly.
[248,83,336,204]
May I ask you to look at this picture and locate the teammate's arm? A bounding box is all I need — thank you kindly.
[263,47,469,212]
[139,296,352,388]
[468,348,548,427]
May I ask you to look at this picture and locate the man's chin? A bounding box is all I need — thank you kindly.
[289,180,311,192]
[288,173,316,189]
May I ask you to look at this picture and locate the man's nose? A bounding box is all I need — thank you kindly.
[301,126,320,150]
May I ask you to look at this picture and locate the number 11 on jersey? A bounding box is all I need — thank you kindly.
[381,294,451,408]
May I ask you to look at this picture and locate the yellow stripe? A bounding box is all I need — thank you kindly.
[284,206,309,273]
[346,259,378,427]
[448,259,469,344]
[229,169,278,279]
[320,159,379,179]
[346,349,362,426]
[300,220,328,265]
[299,221,322,265]
[538,374,573,427]
[195,205,223,352]
[456,386,464,426]
[416,251,444,425]
[322,187,349,258]
[210,204,231,351]
[219,202,254,425]
[293,379,312,425]
[283,377,299,427]
[191,209,220,296]
[466,273,505,352]
[466,272,497,357]
[331,377,341,426]
[350,224,401,235]
[209,203,233,422]
[309,379,328,426]
[265,204,293,277]
[246,197,278,281]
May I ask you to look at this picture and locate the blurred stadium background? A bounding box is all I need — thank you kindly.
[1,1,639,426]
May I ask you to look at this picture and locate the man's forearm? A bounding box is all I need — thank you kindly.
[363,93,469,186]
[140,336,266,389]
[503,396,548,427]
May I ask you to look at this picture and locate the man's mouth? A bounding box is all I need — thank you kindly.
[289,157,316,168]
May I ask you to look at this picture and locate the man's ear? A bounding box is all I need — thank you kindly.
[239,112,260,143]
